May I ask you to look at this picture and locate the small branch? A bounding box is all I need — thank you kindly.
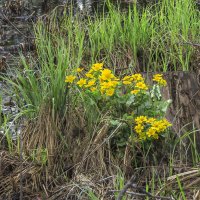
[116,176,136,200]
[181,42,200,48]
[110,190,148,197]
[110,189,172,200]
[114,175,172,200]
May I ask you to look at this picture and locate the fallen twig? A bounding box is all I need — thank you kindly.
[116,176,136,200]
[181,42,200,48]
[109,190,173,200]
[110,190,172,199]
[114,175,172,200]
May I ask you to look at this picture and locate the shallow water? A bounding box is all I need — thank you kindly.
[0,0,64,55]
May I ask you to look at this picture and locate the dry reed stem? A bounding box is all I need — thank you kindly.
[0,150,44,199]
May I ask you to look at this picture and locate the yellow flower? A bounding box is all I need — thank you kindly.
[161,119,172,127]
[132,74,144,82]
[77,67,84,73]
[86,79,96,87]
[77,78,86,87]
[100,82,109,89]
[111,80,119,87]
[147,117,156,124]
[88,69,94,74]
[106,89,115,96]
[86,72,94,79]
[131,89,140,95]
[153,74,167,86]
[135,116,147,124]
[104,81,118,88]
[138,132,147,140]
[92,63,103,71]
[146,127,157,137]
[123,81,132,85]
[101,69,115,81]
[100,86,105,94]
[134,124,144,134]
[134,116,171,141]
[151,119,171,133]
[123,76,132,81]
[158,119,171,131]
[135,81,148,90]
[65,75,76,83]
[90,87,97,92]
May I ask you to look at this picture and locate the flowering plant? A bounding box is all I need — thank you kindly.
[65,63,171,142]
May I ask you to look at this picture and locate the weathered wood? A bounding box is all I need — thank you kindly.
[0,42,35,54]
[0,56,7,72]
[162,72,200,152]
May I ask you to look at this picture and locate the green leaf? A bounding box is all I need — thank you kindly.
[126,95,135,107]
[161,99,172,113]
[151,85,162,100]
[110,119,121,126]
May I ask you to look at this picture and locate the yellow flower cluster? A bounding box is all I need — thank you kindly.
[77,67,84,73]
[92,63,103,71]
[153,74,167,86]
[65,63,167,99]
[65,75,76,83]
[121,74,148,95]
[134,115,171,140]
[65,64,170,142]
[99,69,119,96]
[65,63,119,96]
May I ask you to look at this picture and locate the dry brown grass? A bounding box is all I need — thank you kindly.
[1,101,200,199]
[0,150,44,199]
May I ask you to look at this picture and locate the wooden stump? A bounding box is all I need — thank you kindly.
[162,72,200,152]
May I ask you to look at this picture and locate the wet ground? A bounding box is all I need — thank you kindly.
[0,0,66,63]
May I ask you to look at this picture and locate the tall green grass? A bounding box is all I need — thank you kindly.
[3,22,84,119]
[83,0,199,71]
